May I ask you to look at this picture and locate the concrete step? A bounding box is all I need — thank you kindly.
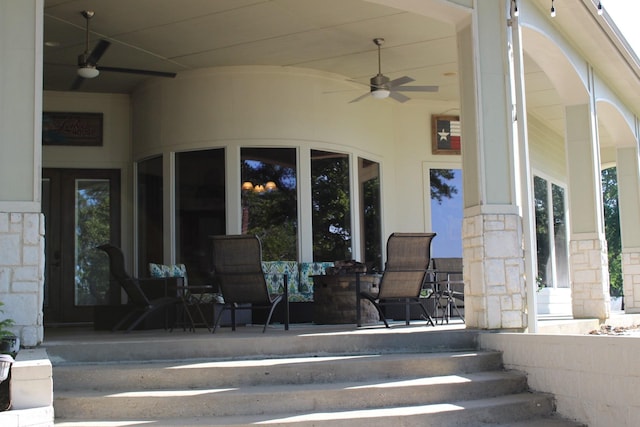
[53,351,503,391]
[48,326,582,426]
[55,393,586,427]
[54,369,527,420]
[44,324,477,364]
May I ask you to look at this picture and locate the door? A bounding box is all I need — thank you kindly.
[42,168,121,325]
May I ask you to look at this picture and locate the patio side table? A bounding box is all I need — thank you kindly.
[313,274,381,324]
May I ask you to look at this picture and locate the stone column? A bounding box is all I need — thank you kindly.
[617,146,640,313]
[458,0,527,330]
[0,0,45,346]
[565,104,610,319]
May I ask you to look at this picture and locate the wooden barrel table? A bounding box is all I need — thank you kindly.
[313,274,381,324]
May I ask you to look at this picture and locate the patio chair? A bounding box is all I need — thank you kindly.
[97,244,181,333]
[210,235,289,333]
[357,232,436,328]
[431,257,465,324]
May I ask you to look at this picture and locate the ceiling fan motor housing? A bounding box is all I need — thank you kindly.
[370,73,390,92]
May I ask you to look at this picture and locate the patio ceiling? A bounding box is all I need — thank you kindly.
[42,0,640,148]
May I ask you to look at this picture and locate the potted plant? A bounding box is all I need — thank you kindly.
[0,302,18,358]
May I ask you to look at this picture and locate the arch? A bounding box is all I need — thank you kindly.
[521,27,589,106]
[596,99,637,149]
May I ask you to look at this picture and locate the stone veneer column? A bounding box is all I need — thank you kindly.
[622,252,640,313]
[565,104,610,319]
[617,146,640,313]
[569,236,609,319]
[0,0,45,347]
[0,213,45,347]
[463,212,526,329]
[457,1,528,329]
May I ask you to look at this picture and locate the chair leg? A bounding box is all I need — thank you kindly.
[418,301,436,327]
[211,304,227,333]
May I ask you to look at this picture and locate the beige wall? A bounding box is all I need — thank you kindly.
[42,91,134,260]
[479,328,640,427]
[44,65,573,260]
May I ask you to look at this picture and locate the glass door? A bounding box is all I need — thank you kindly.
[42,168,121,325]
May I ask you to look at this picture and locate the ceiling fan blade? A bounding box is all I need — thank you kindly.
[394,85,439,92]
[387,76,414,88]
[389,91,410,103]
[87,39,111,65]
[97,66,177,78]
[349,92,372,103]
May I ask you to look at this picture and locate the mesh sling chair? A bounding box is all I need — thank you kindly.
[431,257,465,324]
[210,235,289,333]
[97,244,181,333]
[357,232,436,328]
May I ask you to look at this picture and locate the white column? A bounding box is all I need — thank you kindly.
[617,146,640,313]
[458,0,527,330]
[0,0,45,347]
[565,103,610,319]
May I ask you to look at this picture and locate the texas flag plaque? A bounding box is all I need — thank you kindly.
[432,115,461,155]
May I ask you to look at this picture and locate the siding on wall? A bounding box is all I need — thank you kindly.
[528,114,566,182]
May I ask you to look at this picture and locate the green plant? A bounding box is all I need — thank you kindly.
[0,302,14,338]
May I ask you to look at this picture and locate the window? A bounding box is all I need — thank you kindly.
[241,148,297,260]
[359,158,382,271]
[311,150,351,261]
[534,175,569,288]
[176,149,226,285]
[429,168,463,257]
[137,156,163,275]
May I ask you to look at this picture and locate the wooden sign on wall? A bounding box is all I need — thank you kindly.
[42,112,103,146]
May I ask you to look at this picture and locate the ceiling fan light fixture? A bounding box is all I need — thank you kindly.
[371,88,390,99]
[77,66,99,79]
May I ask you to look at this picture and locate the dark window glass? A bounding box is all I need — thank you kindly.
[176,149,226,285]
[137,156,163,276]
[241,148,297,260]
[311,150,351,261]
[359,158,382,272]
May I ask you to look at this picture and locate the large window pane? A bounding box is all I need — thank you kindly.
[137,156,163,276]
[552,183,569,288]
[534,176,569,289]
[534,176,550,288]
[359,158,382,272]
[311,150,351,261]
[176,149,226,285]
[75,179,110,306]
[241,148,297,260]
[429,168,463,257]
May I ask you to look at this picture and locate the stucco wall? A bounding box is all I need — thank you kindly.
[42,91,134,258]
[131,65,461,240]
[479,331,640,426]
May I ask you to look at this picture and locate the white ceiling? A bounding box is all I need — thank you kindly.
[42,0,640,148]
[43,0,460,103]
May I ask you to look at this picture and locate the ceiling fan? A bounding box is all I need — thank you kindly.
[71,10,176,90]
[350,38,438,103]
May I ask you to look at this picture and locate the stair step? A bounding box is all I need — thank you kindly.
[53,350,503,391]
[54,370,527,420]
[55,393,576,427]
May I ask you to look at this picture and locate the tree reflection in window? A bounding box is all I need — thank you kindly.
[311,150,351,261]
[359,158,382,272]
[241,148,297,260]
[75,179,110,306]
[430,168,462,258]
